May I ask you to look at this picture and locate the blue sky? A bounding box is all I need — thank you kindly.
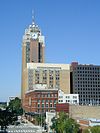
[0,0,100,101]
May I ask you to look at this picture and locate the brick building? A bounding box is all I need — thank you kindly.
[56,103,69,113]
[23,86,58,113]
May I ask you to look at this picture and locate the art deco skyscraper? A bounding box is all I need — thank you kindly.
[21,19,45,103]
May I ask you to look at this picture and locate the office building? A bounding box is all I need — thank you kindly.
[71,62,100,105]
[27,63,70,93]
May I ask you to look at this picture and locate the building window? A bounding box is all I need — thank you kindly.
[47,94,50,97]
[50,104,52,107]
[73,96,77,99]
[54,104,56,107]
[54,94,57,97]
[46,104,48,107]
[59,96,63,98]
[38,104,40,107]
[54,100,57,103]
[42,104,44,107]
[73,100,77,103]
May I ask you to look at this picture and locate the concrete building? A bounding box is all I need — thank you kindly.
[23,84,58,113]
[58,90,79,105]
[71,62,100,105]
[21,19,45,103]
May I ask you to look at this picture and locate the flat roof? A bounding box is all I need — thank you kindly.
[27,63,70,70]
[26,88,58,94]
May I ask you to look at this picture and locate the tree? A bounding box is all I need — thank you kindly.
[35,114,45,126]
[0,108,17,131]
[8,97,23,116]
[81,126,100,133]
[51,112,80,133]
[90,126,100,133]
[35,115,41,125]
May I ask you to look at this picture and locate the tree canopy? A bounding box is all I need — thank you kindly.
[82,126,100,133]
[0,108,17,131]
[8,97,23,116]
[51,112,80,133]
[90,126,100,133]
[0,97,23,131]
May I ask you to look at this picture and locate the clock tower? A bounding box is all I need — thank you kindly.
[21,18,45,103]
[22,20,45,68]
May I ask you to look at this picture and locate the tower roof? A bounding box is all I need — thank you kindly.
[23,18,41,38]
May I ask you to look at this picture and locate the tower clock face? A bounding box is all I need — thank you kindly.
[32,33,38,39]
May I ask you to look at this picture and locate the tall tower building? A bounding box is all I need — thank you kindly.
[21,19,45,103]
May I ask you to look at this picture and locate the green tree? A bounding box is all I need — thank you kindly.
[90,126,100,133]
[8,97,23,116]
[35,115,45,126]
[0,108,17,131]
[51,112,80,133]
[35,116,41,125]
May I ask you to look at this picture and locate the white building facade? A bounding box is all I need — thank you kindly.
[58,90,79,105]
[46,112,56,133]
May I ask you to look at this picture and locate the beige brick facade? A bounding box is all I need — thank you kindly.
[60,70,70,93]
[27,63,71,94]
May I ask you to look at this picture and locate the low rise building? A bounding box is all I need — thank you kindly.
[58,90,79,105]
[23,84,58,113]
[56,103,69,113]
[77,118,100,128]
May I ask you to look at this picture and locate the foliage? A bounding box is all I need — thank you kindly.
[83,129,89,133]
[0,108,17,131]
[90,126,100,133]
[82,126,100,133]
[35,116,41,125]
[8,97,23,116]
[51,112,80,133]
[35,115,45,126]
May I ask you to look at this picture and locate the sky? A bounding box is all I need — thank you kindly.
[0,0,100,101]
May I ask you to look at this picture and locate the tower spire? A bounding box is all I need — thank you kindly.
[32,10,35,25]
